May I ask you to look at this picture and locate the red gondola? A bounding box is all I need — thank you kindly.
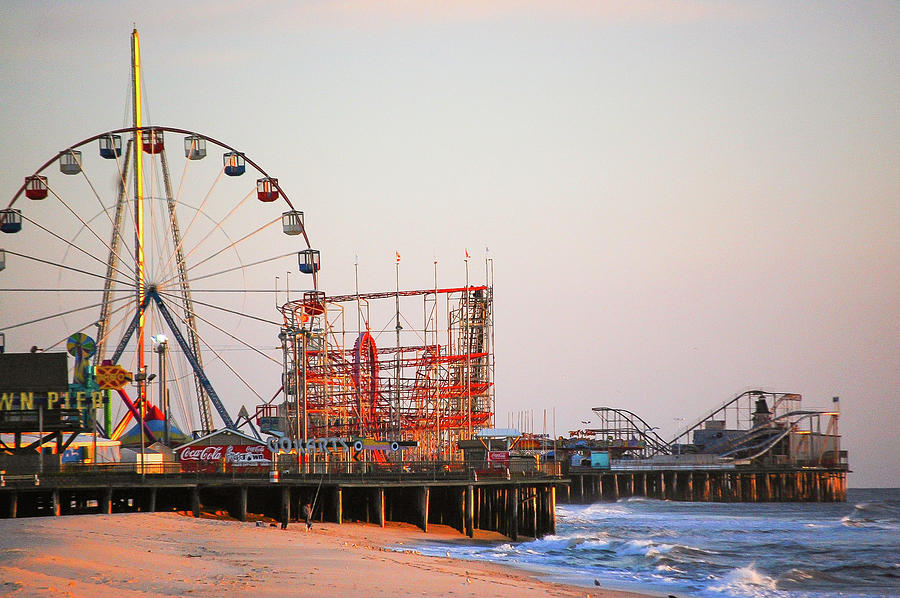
[25,175,48,200]
[142,129,164,154]
[257,178,279,202]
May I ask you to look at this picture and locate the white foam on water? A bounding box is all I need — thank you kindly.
[708,564,781,597]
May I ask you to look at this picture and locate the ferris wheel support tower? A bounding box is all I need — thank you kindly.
[131,28,147,398]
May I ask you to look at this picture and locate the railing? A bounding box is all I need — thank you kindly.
[2,459,564,485]
[0,473,42,486]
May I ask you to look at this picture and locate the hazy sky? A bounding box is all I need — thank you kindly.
[1,1,897,487]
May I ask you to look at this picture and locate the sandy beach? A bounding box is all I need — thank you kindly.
[0,512,654,598]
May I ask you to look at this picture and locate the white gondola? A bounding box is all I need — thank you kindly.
[60,150,82,175]
[184,135,206,160]
[282,211,304,235]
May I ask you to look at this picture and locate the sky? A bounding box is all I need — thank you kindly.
[0,1,898,487]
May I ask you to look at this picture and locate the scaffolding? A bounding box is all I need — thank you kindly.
[272,278,494,462]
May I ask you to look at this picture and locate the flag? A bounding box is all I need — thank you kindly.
[395,251,401,263]
[465,249,470,259]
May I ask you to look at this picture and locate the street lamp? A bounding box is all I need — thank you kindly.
[153,335,169,445]
[673,417,685,456]
[134,368,156,479]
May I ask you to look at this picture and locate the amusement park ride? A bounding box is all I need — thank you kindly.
[0,30,495,461]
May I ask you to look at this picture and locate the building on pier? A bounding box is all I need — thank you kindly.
[559,390,848,502]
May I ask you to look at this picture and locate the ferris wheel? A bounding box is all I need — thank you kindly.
[0,125,321,437]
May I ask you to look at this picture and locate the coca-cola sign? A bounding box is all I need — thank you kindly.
[180,445,224,461]
[178,443,271,472]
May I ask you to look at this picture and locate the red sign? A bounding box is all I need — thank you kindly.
[487,450,510,464]
[178,444,272,472]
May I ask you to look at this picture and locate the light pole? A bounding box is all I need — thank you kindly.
[134,368,149,478]
[154,335,168,445]
[673,418,684,456]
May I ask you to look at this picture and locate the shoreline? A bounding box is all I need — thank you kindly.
[0,512,656,597]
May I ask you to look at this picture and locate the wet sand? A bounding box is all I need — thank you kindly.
[0,512,654,597]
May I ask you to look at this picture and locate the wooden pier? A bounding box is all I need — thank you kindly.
[561,467,847,503]
[0,472,558,540]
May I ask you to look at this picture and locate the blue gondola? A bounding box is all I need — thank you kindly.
[0,209,22,234]
[298,249,320,274]
[99,134,122,159]
[223,152,245,176]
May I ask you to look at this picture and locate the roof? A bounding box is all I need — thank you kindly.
[476,428,520,438]
[173,428,264,451]
[0,432,121,447]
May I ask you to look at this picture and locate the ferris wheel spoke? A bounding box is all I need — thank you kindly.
[159,173,241,279]
[45,185,132,269]
[167,299,281,366]
[174,216,281,282]
[23,215,137,282]
[153,298,269,402]
[160,251,295,289]
[0,294,130,334]
[92,296,139,351]
[170,189,257,276]
[156,288,282,328]
[73,149,139,268]
[152,197,247,290]
[2,249,133,287]
[41,300,134,354]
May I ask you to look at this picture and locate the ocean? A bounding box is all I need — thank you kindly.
[412,487,900,597]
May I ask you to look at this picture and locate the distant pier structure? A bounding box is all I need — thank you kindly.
[559,390,848,503]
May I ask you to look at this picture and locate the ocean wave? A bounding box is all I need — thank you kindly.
[582,503,630,517]
[841,500,900,529]
[579,537,614,551]
[517,536,577,553]
[819,562,900,586]
[620,496,656,504]
[776,567,849,590]
[618,538,663,557]
[708,564,780,597]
